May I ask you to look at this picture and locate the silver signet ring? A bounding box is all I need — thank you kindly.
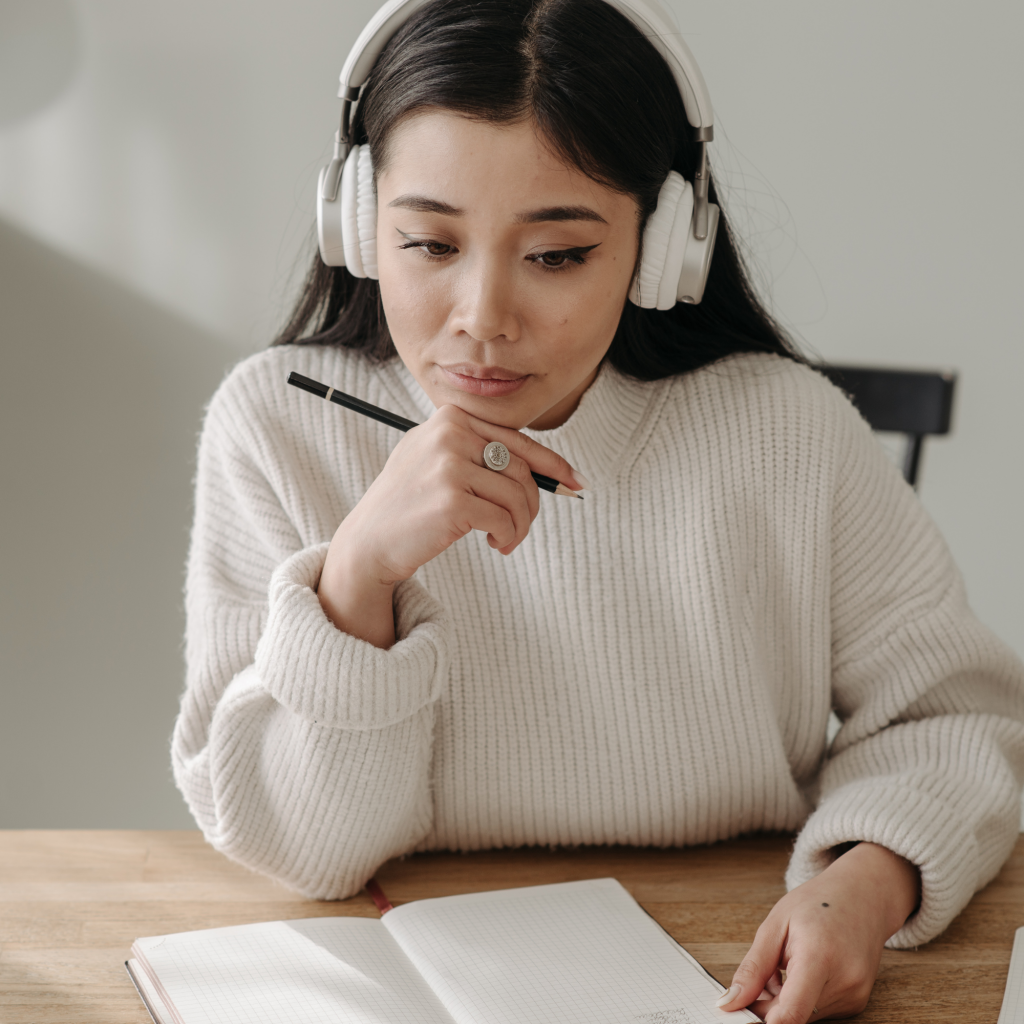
[482,441,511,471]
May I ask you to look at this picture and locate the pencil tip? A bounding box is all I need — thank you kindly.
[554,484,584,499]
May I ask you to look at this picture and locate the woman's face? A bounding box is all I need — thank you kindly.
[375,111,639,430]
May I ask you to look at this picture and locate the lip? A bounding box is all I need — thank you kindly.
[439,364,531,397]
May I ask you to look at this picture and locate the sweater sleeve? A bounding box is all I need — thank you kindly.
[785,391,1024,947]
[171,376,451,899]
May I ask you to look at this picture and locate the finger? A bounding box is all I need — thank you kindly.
[454,493,518,551]
[422,414,544,511]
[746,972,785,1023]
[717,922,787,1012]
[765,957,829,1024]
[463,465,535,551]
[462,413,587,491]
[480,452,540,522]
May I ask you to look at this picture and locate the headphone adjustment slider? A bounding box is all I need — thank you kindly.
[692,141,709,240]
[320,131,345,202]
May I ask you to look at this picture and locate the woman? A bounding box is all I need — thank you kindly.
[173,1,1024,1021]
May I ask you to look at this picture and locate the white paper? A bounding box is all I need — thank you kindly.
[382,877,758,1024]
[998,926,1024,1024]
[132,917,453,1024]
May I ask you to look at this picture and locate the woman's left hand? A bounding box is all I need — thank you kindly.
[715,841,920,1023]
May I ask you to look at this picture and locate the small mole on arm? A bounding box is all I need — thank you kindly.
[821,902,829,907]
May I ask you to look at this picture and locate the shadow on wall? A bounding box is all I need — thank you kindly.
[0,217,236,827]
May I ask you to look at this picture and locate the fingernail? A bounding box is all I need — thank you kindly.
[715,984,741,1008]
[571,468,592,490]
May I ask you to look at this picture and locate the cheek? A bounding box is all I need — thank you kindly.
[376,246,452,343]
[526,261,630,347]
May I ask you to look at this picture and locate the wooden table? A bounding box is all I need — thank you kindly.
[1,831,1021,1023]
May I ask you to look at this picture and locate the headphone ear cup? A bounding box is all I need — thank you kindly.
[338,145,379,279]
[340,146,365,277]
[676,202,719,305]
[355,145,378,279]
[317,163,346,267]
[655,180,695,310]
[629,172,687,309]
[628,170,718,309]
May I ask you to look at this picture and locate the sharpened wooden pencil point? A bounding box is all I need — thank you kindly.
[554,484,584,498]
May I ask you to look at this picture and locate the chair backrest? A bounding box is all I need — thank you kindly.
[814,364,957,488]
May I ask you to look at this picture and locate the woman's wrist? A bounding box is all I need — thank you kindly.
[318,527,397,649]
[828,841,921,936]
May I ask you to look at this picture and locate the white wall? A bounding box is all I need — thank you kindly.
[1,0,1021,825]
[681,2,1024,657]
[0,0,383,350]
[0,218,233,827]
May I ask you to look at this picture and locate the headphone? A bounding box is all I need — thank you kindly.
[317,0,719,308]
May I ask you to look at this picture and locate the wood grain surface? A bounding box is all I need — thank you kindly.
[1,830,1020,1023]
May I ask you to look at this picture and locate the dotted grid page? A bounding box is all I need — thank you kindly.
[133,917,455,1024]
[998,926,1024,1023]
[382,878,758,1024]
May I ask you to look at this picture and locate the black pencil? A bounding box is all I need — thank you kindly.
[287,372,583,498]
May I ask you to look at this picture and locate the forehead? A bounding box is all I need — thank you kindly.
[375,109,633,220]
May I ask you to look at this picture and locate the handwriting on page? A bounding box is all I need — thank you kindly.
[636,1011,698,1024]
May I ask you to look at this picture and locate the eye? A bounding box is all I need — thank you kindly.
[539,251,572,267]
[397,238,457,261]
[526,244,600,272]
[422,241,453,257]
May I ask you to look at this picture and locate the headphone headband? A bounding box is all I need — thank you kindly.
[337,0,714,137]
[598,0,713,136]
[338,0,432,99]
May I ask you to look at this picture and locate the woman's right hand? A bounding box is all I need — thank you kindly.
[317,403,584,648]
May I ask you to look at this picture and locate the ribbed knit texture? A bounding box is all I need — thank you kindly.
[173,345,1024,948]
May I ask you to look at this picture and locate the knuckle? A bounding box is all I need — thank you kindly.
[850,981,872,1011]
[773,1009,804,1024]
[434,420,465,447]
[732,957,763,983]
[435,403,463,422]
[436,491,463,521]
[515,432,537,454]
[434,453,464,482]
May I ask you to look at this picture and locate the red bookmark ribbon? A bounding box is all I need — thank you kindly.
[365,877,394,915]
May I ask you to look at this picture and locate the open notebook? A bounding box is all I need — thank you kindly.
[126,877,759,1024]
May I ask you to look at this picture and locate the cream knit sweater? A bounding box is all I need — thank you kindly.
[173,343,1024,948]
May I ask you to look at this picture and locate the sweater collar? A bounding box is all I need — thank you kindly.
[521,363,661,486]
[386,359,662,487]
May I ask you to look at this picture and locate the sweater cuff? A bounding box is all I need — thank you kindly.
[254,542,451,729]
[785,780,980,948]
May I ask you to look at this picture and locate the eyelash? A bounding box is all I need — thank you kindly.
[397,240,596,272]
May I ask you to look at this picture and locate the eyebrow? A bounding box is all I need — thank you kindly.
[387,194,606,225]
[387,195,463,215]
[514,205,607,225]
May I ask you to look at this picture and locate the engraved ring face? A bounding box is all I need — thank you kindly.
[482,441,511,471]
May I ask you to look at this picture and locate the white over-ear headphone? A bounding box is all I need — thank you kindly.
[317,0,719,307]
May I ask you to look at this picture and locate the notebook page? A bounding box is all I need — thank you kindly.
[127,958,173,1024]
[383,878,758,1024]
[998,926,1024,1024]
[132,917,454,1024]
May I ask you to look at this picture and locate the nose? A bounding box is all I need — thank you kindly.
[447,250,520,344]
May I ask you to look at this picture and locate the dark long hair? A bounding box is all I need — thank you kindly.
[274,0,801,379]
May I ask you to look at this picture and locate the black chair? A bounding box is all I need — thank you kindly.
[814,364,957,488]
